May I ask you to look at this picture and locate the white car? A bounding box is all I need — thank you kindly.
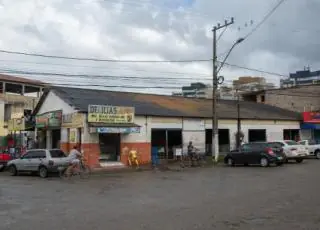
[273,140,309,163]
[6,149,70,178]
[298,140,320,159]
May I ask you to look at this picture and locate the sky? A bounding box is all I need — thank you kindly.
[0,0,318,94]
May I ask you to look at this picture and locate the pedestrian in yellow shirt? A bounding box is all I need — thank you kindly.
[128,148,139,169]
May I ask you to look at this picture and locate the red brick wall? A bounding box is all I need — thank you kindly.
[120,142,151,165]
[82,143,100,168]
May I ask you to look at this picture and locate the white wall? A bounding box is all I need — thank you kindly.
[182,118,206,153]
[205,119,301,150]
[37,91,76,115]
[121,116,149,143]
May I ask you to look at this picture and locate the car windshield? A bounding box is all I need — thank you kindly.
[49,150,67,158]
[284,140,298,146]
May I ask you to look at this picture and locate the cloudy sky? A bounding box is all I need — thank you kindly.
[0,0,318,94]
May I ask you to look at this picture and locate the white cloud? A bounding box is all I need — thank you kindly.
[0,0,318,94]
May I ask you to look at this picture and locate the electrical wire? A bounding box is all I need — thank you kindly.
[243,0,288,40]
[0,59,211,77]
[0,49,211,63]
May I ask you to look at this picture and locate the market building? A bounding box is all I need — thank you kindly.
[33,86,302,168]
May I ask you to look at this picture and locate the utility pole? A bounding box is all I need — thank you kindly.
[212,18,234,163]
[236,88,241,149]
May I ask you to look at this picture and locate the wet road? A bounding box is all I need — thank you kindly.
[1,160,320,230]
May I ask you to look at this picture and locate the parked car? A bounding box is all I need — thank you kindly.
[0,152,12,171]
[271,140,308,163]
[224,142,286,167]
[6,149,70,178]
[298,140,320,159]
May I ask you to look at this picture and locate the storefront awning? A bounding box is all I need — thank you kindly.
[89,123,141,133]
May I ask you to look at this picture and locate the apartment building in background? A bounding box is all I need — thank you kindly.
[281,67,320,88]
[0,74,45,136]
[172,82,213,99]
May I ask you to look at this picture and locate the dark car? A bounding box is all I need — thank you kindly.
[224,142,285,167]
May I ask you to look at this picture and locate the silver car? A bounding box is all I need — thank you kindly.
[7,149,70,178]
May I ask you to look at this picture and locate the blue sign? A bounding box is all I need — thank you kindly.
[97,127,140,133]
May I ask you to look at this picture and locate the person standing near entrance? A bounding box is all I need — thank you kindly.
[128,147,139,169]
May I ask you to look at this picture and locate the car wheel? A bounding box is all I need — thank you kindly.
[260,157,269,167]
[226,158,235,166]
[9,165,17,176]
[38,166,48,178]
[276,162,283,166]
[315,150,320,159]
[296,158,303,163]
[0,165,4,172]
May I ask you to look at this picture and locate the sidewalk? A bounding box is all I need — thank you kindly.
[90,157,225,175]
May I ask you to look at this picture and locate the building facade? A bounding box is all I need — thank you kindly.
[172,82,212,99]
[281,67,320,88]
[34,87,302,168]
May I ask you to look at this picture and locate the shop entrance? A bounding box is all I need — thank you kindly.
[151,129,182,160]
[51,129,61,149]
[99,133,121,162]
[205,129,230,155]
[283,129,300,141]
[248,129,266,142]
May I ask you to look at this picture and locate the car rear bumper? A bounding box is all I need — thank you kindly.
[0,161,8,167]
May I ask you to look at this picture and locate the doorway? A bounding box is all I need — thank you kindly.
[151,129,182,160]
[248,129,266,142]
[51,129,61,149]
[283,129,300,141]
[99,133,121,162]
[205,129,230,155]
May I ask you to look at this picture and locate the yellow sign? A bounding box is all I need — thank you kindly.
[88,105,135,123]
[69,129,76,143]
[62,113,84,128]
[8,118,25,131]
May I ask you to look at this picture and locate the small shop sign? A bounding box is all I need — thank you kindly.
[88,105,135,123]
[36,110,62,128]
[95,127,140,133]
[62,113,84,128]
[303,112,320,123]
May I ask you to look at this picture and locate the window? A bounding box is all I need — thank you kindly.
[50,150,66,158]
[21,153,32,159]
[268,142,284,148]
[308,140,317,145]
[241,144,252,151]
[284,140,298,146]
[299,141,306,145]
[26,150,46,159]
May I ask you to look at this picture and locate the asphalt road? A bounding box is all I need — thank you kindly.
[1,160,320,230]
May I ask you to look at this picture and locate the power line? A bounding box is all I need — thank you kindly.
[220,61,288,78]
[0,49,211,63]
[243,0,288,40]
[0,59,211,77]
[0,68,212,81]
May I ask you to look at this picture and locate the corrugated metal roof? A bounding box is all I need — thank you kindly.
[0,74,45,86]
[40,86,301,121]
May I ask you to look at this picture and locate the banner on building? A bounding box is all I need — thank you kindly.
[36,110,62,128]
[88,105,135,123]
[62,113,84,128]
[303,112,320,123]
[8,118,25,131]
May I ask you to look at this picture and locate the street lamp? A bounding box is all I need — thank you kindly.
[212,37,244,163]
[217,38,245,74]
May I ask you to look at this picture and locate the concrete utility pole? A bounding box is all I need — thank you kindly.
[236,88,241,149]
[212,18,234,163]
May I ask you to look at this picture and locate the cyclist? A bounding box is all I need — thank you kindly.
[66,145,82,176]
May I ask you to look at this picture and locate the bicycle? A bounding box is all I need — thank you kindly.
[59,158,91,179]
